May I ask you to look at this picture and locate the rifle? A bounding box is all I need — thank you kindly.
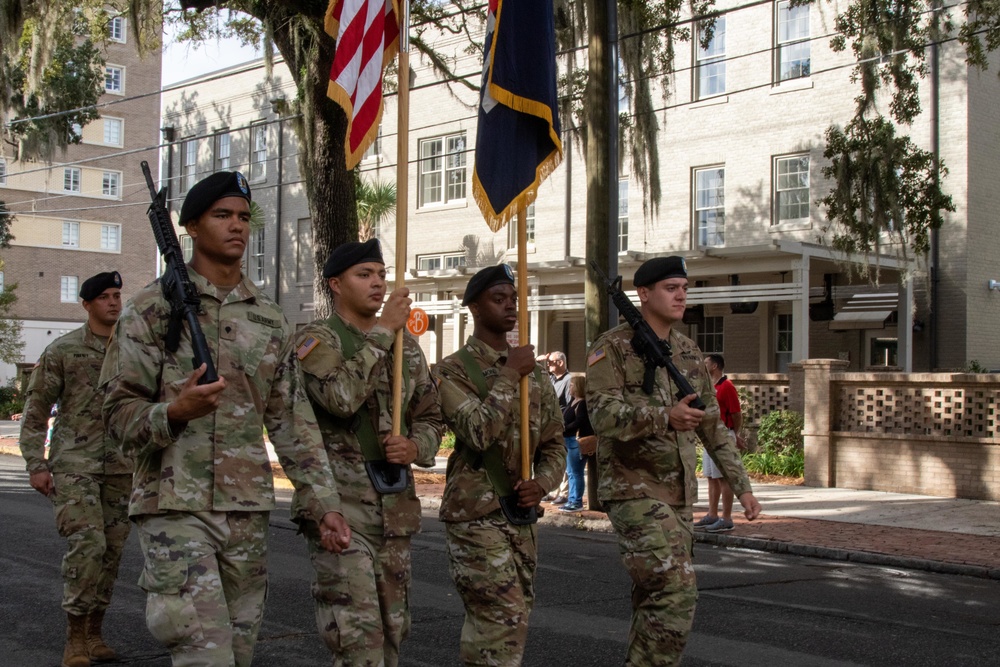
[141,160,218,385]
[590,261,705,410]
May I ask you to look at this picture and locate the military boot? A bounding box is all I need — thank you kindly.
[85,610,117,661]
[62,613,90,667]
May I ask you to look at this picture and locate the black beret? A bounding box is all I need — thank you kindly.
[633,256,688,288]
[323,239,384,278]
[179,171,252,226]
[79,271,122,301]
[462,264,515,306]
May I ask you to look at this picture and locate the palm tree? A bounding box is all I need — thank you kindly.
[356,179,396,242]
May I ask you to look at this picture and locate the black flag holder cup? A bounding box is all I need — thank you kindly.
[499,495,537,526]
[365,460,409,495]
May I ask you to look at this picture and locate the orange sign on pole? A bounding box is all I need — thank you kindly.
[406,308,428,336]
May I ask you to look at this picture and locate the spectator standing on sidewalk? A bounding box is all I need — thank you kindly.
[19,271,130,667]
[695,354,747,533]
[560,374,592,513]
[544,352,572,504]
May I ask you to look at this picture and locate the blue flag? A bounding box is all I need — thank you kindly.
[472,0,563,232]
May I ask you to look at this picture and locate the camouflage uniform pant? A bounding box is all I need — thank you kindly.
[606,498,697,667]
[305,523,412,667]
[51,472,131,616]
[136,511,269,667]
[445,512,538,667]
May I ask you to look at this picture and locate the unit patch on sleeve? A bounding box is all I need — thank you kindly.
[588,346,606,367]
[296,337,320,360]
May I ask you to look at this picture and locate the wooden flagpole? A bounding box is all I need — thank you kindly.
[517,207,531,481]
[392,1,411,436]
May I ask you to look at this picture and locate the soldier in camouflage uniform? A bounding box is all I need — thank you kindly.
[100,172,350,667]
[20,271,129,667]
[586,256,762,667]
[433,265,565,667]
[292,239,443,666]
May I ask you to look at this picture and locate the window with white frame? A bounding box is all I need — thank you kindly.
[774,155,810,224]
[180,234,194,262]
[775,313,793,371]
[695,167,725,246]
[696,316,724,354]
[362,125,382,162]
[105,65,123,93]
[696,16,726,99]
[183,138,198,192]
[417,252,466,272]
[102,172,120,197]
[776,1,810,82]
[61,276,79,303]
[0,158,6,185]
[62,221,80,247]
[216,130,231,170]
[296,218,313,284]
[619,179,630,252]
[103,118,123,146]
[63,168,81,193]
[250,121,267,181]
[109,16,125,42]
[101,224,120,251]
[507,202,536,246]
[249,227,265,283]
[418,133,466,207]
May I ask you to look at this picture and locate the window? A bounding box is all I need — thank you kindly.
[696,16,726,99]
[63,168,81,193]
[619,179,630,252]
[216,130,231,170]
[62,221,80,247]
[418,252,466,272]
[103,118,123,146]
[776,1,810,81]
[775,313,793,372]
[249,227,265,283]
[296,218,313,284]
[180,234,194,262]
[183,139,198,192]
[0,158,6,185]
[109,16,125,43]
[774,155,810,224]
[61,276,79,303]
[508,203,536,246]
[869,336,899,367]
[418,133,466,207]
[105,65,123,93]
[102,171,120,197]
[250,121,267,181]
[697,316,724,354]
[362,126,382,162]
[101,225,120,251]
[695,167,725,247]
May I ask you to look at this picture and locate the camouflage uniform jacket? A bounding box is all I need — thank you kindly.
[586,323,751,508]
[20,325,131,476]
[100,267,340,520]
[291,313,443,538]
[433,336,565,523]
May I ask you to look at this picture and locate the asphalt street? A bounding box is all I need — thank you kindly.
[2,455,998,666]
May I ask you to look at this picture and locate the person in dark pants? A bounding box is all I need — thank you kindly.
[560,375,593,512]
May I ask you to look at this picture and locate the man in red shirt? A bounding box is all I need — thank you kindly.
[695,354,746,532]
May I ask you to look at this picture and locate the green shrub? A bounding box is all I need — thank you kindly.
[741,410,804,477]
[0,378,25,420]
[439,430,455,451]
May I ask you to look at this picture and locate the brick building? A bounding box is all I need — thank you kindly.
[159,0,1000,373]
[0,14,161,382]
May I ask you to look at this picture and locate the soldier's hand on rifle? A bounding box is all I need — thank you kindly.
[514,478,544,508]
[377,287,412,332]
[384,434,418,465]
[505,345,536,377]
[738,492,762,521]
[166,363,227,426]
[668,393,705,432]
[319,511,352,553]
[29,470,54,497]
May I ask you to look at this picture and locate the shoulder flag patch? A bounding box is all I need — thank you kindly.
[588,346,606,367]
[296,337,319,360]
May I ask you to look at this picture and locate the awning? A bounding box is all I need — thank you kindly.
[829,293,898,330]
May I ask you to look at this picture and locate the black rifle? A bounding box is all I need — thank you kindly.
[590,261,705,409]
[141,161,218,385]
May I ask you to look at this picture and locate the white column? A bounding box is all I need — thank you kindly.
[898,275,913,372]
[792,256,810,362]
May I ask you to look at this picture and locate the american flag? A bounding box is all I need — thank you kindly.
[325,0,400,169]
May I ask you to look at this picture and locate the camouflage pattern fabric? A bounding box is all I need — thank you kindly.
[444,513,538,667]
[291,313,443,536]
[100,267,340,520]
[20,324,130,475]
[51,472,131,615]
[605,497,696,667]
[586,323,751,507]
[304,524,411,667]
[136,511,269,667]
[433,336,565,522]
